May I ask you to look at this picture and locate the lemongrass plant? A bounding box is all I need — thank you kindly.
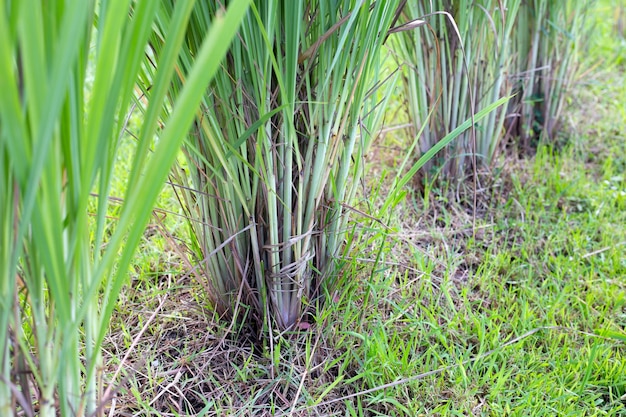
[0,0,249,415]
[511,0,592,147]
[392,0,521,183]
[143,0,402,331]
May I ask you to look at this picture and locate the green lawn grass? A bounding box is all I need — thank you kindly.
[104,1,626,415]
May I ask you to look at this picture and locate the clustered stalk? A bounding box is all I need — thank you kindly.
[0,0,248,415]
[511,0,591,148]
[149,0,401,330]
[395,0,591,184]
[393,0,520,180]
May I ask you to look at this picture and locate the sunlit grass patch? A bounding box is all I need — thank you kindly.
[324,141,626,415]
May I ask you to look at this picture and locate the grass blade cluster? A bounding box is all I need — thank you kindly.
[511,0,592,147]
[394,0,591,184]
[393,0,520,181]
[147,0,401,330]
[0,0,249,415]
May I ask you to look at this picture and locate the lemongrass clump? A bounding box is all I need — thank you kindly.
[0,0,248,415]
[145,0,402,331]
[510,0,592,148]
[392,0,520,184]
